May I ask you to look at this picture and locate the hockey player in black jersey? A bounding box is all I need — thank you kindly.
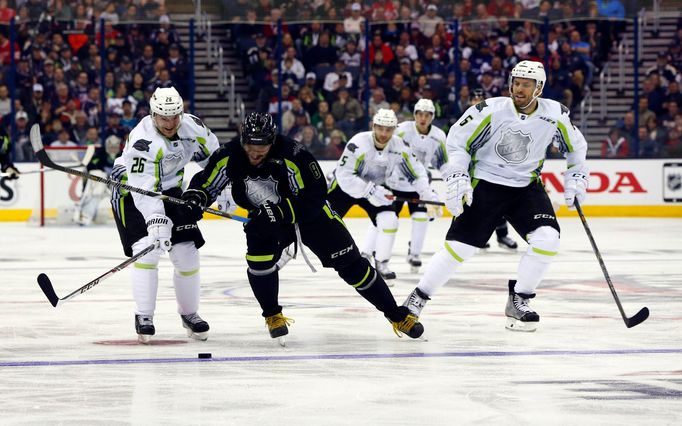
[0,127,19,180]
[182,112,424,343]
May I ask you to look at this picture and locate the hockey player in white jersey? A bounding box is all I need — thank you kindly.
[359,99,446,273]
[403,60,589,332]
[327,108,437,280]
[110,87,220,343]
[75,135,122,226]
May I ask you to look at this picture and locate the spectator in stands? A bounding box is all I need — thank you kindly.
[298,86,319,117]
[646,116,667,148]
[15,111,32,161]
[0,84,9,118]
[369,88,389,118]
[267,83,295,117]
[282,98,309,135]
[646,53,680,88]
[281,47,305,83]
[397,31,418,62]
[25,83,45,123]
[331,88,363,135]
[339,40,361,68]
[512,28,532,59]
[82,86,101,126]
[105,111,125,139]
[298,125,325,157]
[667,80,682,108]
[344,3,365,35]
[82,127,100,146]
[72,111,90,144]
[304,31,337,70]
[602,128,630,158]
[616,111,637,140]
[638,125,660,158]
[321,129,346,160]
[663,127,682,157]
[120,100,138,131]
[661,102,679,130]
[638,97,656,127]
[569,30,595,88]
[287,109,311,140]
[323,59,353,95]
[369,32,395,65]
[596,0,625,19]
[644,74,667,116]
[0,0,16,23]
[418,5,444,39]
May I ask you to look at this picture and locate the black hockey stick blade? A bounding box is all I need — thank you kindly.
[625,307,649,328]
[37,273,60,307]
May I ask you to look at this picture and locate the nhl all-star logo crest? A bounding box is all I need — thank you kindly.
[668,173,681,191]
[245,176,281,206]
[496,128,532,164]
[162,152,184,170]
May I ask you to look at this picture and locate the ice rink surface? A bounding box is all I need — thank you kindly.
[1,216,681,425]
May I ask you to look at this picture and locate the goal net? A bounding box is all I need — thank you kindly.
[28,146,115,227]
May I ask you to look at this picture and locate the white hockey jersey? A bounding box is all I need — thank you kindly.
[396,120,448,171]
[446,97,588,187]
[113,114,220,220]
[333,130,430,198]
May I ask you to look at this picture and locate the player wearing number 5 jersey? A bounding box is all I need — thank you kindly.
[403,60,589,332]
[110,87,220,343]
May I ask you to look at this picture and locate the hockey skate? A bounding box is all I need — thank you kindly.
[497,236,518,251]
[135,314,155,344]
[360,251,376,268]
[181,313,210,341]
[265,312,295,347]
[376,260,396,281]
[389,306,424,338]
[505,280,539,332]
[402,287,430,318]
[407,254,422,273]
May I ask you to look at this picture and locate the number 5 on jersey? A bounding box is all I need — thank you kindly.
[131,157,146,173]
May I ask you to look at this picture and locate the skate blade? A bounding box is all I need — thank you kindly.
[137,334,152,344]
[410,266,420,273]
[505,317,538,332]
[497,243,518,252]
[277,336,286,347]
[186,329,209,341]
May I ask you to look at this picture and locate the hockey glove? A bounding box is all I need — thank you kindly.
[365,183,394,207]
[1,163,19,180]
[181,189,208,222]
[564,168,588,208]
[444,172,473,217]
[245,200,293,236]
[216,184,237,214]
[146,214,173,253]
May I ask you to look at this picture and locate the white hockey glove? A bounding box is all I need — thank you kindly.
[564,168,588,208]
[217,184,237,214]
[444,172,473,217]
[365,183,394,207]
[146,214,173,253]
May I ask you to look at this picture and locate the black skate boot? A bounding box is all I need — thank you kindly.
[505,280,539,332]
[265,312,295,347]
[181,313,210,341]
[402,287,430,318]
[376,260,396,281]
[388,306,424,338]
[135,314,155,344]
[497,235,518,251]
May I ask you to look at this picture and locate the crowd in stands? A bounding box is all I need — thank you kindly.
[0,0,190,162]
[233,0,628,159]
[605,27,682,158]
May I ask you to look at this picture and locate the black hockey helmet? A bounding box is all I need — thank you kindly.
[240,112,277,146]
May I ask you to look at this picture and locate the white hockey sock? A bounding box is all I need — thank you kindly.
[515,226,560,294]
[169,242,201,315]
[409,212,429,256]
[360,223,378,255]
[418,240,477,297]
[131,238,160,316]
[374,211,398,262]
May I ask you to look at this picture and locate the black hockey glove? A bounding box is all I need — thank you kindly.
[181,189,208,222]
[245,200,292,236]
[1,163,19,180]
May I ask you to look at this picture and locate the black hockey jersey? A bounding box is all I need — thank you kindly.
[188,135,328,223]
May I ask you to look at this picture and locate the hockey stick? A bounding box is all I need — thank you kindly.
[391,196,445,206]
[574,200,649,328]
[38,241,159,307]
[0,144,95,177]
[29,124,248,223]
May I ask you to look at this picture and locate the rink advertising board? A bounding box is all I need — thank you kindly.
[1,159,681,221]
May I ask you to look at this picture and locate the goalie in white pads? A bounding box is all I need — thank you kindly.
[359,99,446,273]
[110,87,219,343]
[327,108,438,281]
[403,60,589,332]
[75,136,122,226]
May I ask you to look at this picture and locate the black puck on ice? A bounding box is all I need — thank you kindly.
[198,353,212,359]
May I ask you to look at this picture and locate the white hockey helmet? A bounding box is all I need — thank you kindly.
[372,108,398,128]
[105,135,122,155]
[509,60,546,94]
[150,87,184,117]
[414,98,435,115]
